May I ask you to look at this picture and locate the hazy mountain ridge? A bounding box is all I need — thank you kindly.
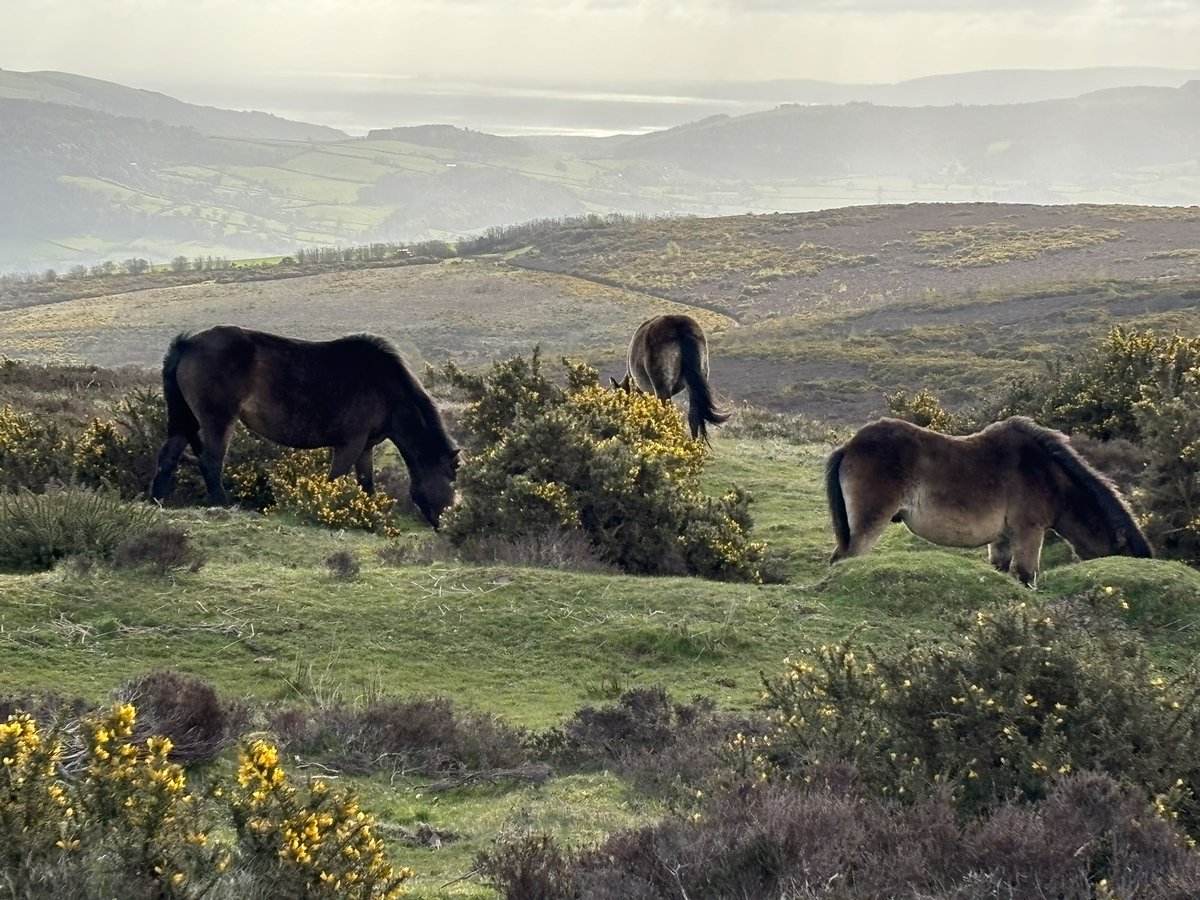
[685,66,1200,109]
[0,69,347,142]
[3,69,1200,271]
[620,83,1200,186]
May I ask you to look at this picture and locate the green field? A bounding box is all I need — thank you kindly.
[4,205,1200,895]
[2,426,1199,896]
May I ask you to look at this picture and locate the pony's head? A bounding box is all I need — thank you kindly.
[1051,469,1154,562]
[410,448,461,529]
[1059,507,1154,561]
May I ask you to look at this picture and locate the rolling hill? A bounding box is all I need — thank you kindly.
[3,202,1199,423]
[3,70,1200,272]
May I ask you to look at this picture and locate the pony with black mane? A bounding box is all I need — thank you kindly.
[825,416,1152,586]
[150,325,460,527]
[613,314,729,440]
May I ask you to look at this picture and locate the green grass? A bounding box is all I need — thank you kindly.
[1,431,1195,896]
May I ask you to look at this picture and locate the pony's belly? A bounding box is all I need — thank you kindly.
[900,506,1004,549]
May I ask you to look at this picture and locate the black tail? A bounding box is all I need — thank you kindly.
[825,447,851,560]
[161,334,200,444]
[677,325,729,441]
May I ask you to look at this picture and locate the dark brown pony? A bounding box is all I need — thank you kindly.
[150,325,460,527]
[613,314,729,440]
[825,416,1152,586]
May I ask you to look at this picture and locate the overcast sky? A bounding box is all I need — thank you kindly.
[5,0,1200,93]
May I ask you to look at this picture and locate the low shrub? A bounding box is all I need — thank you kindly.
[322,549,361,581]
[0,702,412,899]
[0,487,159,573]
[257,450,402,535]
[270,696,528,776]
[760,594,1200,834]
[116,670,235,765]
[538,687,748,801]
[439,353,766,581]
[0,404,71,492]
[112,525,205,575]
[475,831,576,900]
[554,772,1200,900]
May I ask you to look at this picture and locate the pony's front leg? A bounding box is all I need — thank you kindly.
[1009,529,1045,589]
[329,438,370,489]
[353,446,375,494]
[988,540,1013,573]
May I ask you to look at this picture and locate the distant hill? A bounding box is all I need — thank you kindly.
[617,82,1200,190]
[692,66,1200,108]
[365,124,532,157]
[3,70,1200,272]
[0,69,346,142]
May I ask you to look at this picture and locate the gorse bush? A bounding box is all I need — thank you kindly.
[884,387,971,433]
[0,702,411,899]
[438,353,765,580]
[229,739,411,898]
[989,327,1200,562]
[253,450,402,535]
[0,404,69,492]
[72,389,166,499]
[0,487,159,573]
[991,326,1200,442]
[759,594,1200,833]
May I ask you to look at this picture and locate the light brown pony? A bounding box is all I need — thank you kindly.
[150,325,460,528]
[613,314,729,440]
[825,416,1152,586]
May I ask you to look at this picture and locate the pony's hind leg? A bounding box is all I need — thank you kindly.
[834,507,893,561]
[150,433,192,502]
[195,420,235,506]
[831,489,896,562]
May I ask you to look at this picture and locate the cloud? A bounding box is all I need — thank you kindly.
[2,0,1199,92]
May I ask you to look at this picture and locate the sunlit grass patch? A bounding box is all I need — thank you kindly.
[911,223,1122,268]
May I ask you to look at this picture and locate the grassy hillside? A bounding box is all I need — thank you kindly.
[2,428,1198,897]
[4,74,1200,271]
[4,200,1200,892]
[4,202,1198,421]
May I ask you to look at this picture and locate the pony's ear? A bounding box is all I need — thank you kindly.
[609,377,620,389]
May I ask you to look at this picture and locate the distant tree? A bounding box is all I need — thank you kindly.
[171,255,190,274]
[67,265,88,280]
[42,269,57,283]
[123,258,149,276]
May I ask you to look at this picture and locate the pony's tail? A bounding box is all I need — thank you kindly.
[161,333,200,443]
[825,447,851,560]
[678,325,729,441]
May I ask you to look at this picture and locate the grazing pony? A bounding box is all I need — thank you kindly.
[150,325,460,528]
[825,416,1151,586]
[614,314,729,440]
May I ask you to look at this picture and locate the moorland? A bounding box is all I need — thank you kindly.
[3,203,1200,897]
